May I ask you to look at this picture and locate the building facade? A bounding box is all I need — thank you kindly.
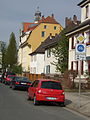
[18,9,63,72]
[29,35,61,75]
[30,42,45,74]
[66,0,90,83]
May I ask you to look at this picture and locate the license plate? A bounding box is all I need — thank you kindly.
[46,97,57,100]
[21,83,26,85]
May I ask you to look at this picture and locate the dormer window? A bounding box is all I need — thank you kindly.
[86,5,89,19]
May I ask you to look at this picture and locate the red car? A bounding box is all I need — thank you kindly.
[4,75,16,85]
[28,79,65,106]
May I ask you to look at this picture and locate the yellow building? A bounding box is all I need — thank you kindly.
[27,15,63,52]
[18,11,63,72]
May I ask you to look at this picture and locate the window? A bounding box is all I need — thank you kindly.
[31,56,33,62]
[88,60,90,75]
[71,36,75,49]
[30,67,32,73]
[44,25,47,29]
[33,80,39,87]
[41,81,62,90]
[86,5,89,18]
[54,26,57,30]
[71,62,73,70]
[34,55,37,61]
[33,67,36,73]
[47,49,51,57]
[31,80,39,87]
[76,61,78,74]
[46,65,50,74]
[81,61,83,75]
[86,31,90,44]
[41,31,45,37]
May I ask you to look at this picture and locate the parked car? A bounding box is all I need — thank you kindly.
[2,72,16,83]
[28,79,65,106]
[10,76,32,90]
[4,75,16,85]
[0,73,2,82]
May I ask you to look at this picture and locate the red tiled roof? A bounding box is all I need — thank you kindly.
[23,23,31,32]
[23,23,38,32]
[27,24,38,31]
[22,15,59,33]
[39,16,59,24]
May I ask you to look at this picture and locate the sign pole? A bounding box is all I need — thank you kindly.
[78,60,81,108]
[75,34,86,108]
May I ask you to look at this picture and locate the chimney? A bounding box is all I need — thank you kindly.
[49,33,52,39]
[65,17,72,28]
[52,14,54,19]
[42,15,44,19]
[65,17,68,28]
[73,15,77,23]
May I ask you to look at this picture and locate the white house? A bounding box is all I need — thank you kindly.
[43,35,61,75]
[29,42,45,74]
[29,35,61,75]
[66,0,90,83]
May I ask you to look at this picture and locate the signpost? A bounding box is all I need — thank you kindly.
[75,34,86,108]
[75,43,86,61]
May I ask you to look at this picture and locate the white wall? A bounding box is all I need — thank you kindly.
[44,49,60,74]
[68,30,90,75]
[21,46,31,72]
[30,54,44,74]
[81,3,90,22]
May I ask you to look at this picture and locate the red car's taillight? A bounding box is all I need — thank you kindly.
[15,82,20,85]
[6,78,10,81]
[61,91,65,95]
[37,89,42,94]
[27,83,31,86]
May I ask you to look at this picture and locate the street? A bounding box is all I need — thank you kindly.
[0,83,88,120]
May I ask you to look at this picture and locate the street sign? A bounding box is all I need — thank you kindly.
[76,35,86,108]
[75,44,86,60]
[77,34,85,43]
[75,54,86,60]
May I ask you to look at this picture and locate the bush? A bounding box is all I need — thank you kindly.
[12,64,22,74]
[62,70,77,89]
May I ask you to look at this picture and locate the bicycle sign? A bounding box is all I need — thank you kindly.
[76,44,86,53]
[75,44,86,60]
[77,44,84,52]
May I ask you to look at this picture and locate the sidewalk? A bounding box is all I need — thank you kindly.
[65,92,90,117]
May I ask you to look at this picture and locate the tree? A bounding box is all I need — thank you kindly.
[5,32,17,69]
[1,42,7,69]
[52,28,69,73]
[12,64,22,74]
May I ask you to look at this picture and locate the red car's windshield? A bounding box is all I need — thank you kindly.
[41,81,62,90]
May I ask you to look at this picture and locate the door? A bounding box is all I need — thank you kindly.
[29,80,39,98]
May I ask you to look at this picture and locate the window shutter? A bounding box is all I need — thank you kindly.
[71,62,73,70]
[71,36,74,49]
[76,61,78,74]
[88,60,90,75]
[81,61,83,75]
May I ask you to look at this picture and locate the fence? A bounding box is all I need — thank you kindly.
[24,73,44,82]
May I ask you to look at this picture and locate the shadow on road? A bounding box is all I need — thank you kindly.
[65,99,72,105]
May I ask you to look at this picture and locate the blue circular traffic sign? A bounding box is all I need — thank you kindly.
[77,45,84,52]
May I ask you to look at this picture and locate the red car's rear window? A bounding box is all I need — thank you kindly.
[41,81,62,90]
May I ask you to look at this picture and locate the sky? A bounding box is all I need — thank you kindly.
[0,0,81,45]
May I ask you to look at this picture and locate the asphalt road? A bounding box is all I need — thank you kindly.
[0,83,88,120]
